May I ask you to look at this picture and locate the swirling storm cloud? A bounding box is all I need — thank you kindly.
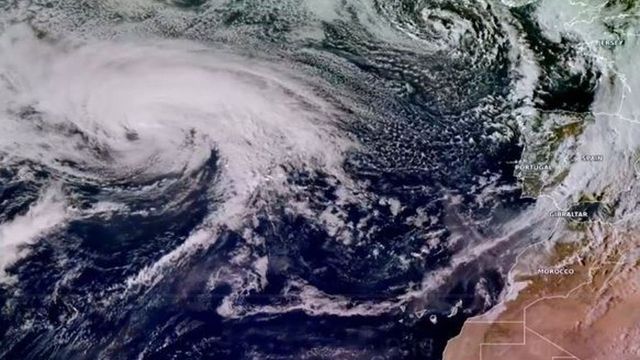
[0,0,610,359]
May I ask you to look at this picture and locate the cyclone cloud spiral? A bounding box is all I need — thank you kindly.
[0,0,626,359]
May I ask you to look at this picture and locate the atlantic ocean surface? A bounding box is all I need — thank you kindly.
[0,0,601,359]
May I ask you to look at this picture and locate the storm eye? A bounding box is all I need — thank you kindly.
[163,0,207,9]
[125,129,139,141]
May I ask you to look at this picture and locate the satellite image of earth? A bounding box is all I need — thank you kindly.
[0,0,639,359]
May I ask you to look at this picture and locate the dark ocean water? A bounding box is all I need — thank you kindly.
[0,0,601,359]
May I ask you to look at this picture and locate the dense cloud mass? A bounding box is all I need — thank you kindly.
[0,0,629,359]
